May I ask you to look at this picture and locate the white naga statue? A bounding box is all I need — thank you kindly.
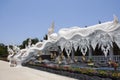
[7,39,45,67]
[8,15,120,66]
[7,45,22,66]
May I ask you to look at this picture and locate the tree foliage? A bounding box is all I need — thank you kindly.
[0,43,8,57]
[19,38,39,49]
[0,38,39,59]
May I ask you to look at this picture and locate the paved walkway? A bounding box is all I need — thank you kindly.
[0,60,77,80]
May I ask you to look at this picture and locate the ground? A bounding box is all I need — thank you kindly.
[0,60,77,80]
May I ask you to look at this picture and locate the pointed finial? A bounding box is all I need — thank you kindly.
[28,38,32,47]
[48,21,55,35]
[113,15,119,23]
[51,21,55,33]
[51,21,54,31]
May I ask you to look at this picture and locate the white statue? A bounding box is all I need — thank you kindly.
[8,15,120,66]
[7,39,45,67]
[7,46,14,64]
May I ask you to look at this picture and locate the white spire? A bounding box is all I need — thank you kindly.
[113,15,119,23]
[48,22,54,35]
[48,22,55,40]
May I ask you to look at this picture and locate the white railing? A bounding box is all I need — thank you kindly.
[76,55,120,63]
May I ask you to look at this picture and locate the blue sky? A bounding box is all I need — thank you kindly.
[0,0,120,45]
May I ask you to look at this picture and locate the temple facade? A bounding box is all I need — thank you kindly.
[42,16,120,63]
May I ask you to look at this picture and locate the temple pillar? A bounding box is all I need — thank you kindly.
[88,47,92,60]
[109,46,114,61]
[71,49,74,61]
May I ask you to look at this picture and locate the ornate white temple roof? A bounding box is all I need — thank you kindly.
[57,16,119,40]
[47,16,120,57]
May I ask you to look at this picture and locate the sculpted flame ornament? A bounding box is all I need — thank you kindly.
[78,38,89,56]
[64,41,72,57]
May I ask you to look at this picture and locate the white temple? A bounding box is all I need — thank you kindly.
[7,16,120,66]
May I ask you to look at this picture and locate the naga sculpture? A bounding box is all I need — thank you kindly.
[8,15,120,66]
[7,39,45,66]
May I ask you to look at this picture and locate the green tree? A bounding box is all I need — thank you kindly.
[0,43,8,58]
[19,38,39,49]
[32,38,39,44]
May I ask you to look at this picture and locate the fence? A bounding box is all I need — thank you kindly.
[76,55,120,63]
